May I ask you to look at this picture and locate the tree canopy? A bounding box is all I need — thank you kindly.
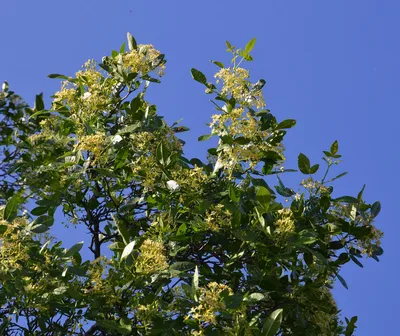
[0,33,383,335]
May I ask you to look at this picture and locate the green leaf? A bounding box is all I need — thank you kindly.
[33,215,54,227]
[35,93,45,111]
[127,32,137,50]
[276,119,296,130]
[226,40,234,52]
[172,126,190,133]
[329,172,348,182]
[336,273,348,289]
[48,73,69,80]
[297,230,317,245]
[371,201,381,218]
[350,255,364,268]
[114,216,130,245]
[29,224,51,233]
[245,37,256,53]
[298,153,311,174]
[198,134,213,141]
[244,293,265,303]
[119,42,126,54]
[121,241,136,261]
[175,223,188,237]
[156,142,170,166]
[333,196,358,203]
[309,164,319,174]
[115,149,129,169]
[169,262,195,272]
[97,320,131,335]
[224,293,244,309]
[191,68,207,85]
[330,140,339,155]
[193,266,199,291]
[345,316,358,336]
[108,242,125,251]
[119,317,132,332]
[211,60,224,68]
[4,195,21,221]
[65,242,84,257]
[256,186,271,210]
[262,308,283,336]
[31,207,48,216]
[53,286,68,295]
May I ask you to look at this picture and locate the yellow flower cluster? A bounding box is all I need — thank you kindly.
[76,133,108,163]
[86,257,120,306]
[136,239,168,274]
[135,301,161,329]
[0,219,30,271]
[187,282,233,325]
[329,203,383,257]
[274,208,295,245]
[53,59,114,126]
[214,67,265,109]
[291,285,339,334]
[301,177,330,194]
[129,128,183,188]
[210,108,284,171]
[170,166,208,192]
[204,204,232,232]
[122,44,165,77]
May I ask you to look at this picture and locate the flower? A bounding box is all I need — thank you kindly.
[111,135,123,144]
[166,180,180,192]
[82,92,92,100]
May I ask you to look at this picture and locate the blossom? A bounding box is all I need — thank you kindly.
[111,134,123,144]
[82,92,92,100]
[136,239,168,274]
[166,180,180,192]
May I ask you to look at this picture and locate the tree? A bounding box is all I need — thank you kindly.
[0,33,383,335]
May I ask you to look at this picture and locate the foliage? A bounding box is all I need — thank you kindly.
[0,34,383,335]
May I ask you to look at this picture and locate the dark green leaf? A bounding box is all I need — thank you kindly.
[224,293,243,309]
[31,207,48,216]
[244,293,265,303]
[256,186,271,210]
[4,195,21,221]
[371,201,381,218]
[191,68,207,85]
[333,196,358,203]
[211,60,224,68]
[169,262,195,271]
[336,273,348,289]
[156,142,170,166]
[345,316,358,336]
[48,74,69,80]
[276,119,296,129]
[35,93,45,111]
[262,308,283,336]
[127,32,137,50]
[298,153,311,174]
[65,242,84,257]
[330,140,339,155]
[309,164,319,174]
[198,134,213,141]
[350,255,364,268]
[234,136,251,145]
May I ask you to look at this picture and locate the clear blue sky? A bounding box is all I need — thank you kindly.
[1,1,397,334]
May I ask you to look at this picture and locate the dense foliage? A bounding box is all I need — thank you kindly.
[0,34,383,335]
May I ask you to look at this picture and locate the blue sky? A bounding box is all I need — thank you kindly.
[1,0,398,334]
